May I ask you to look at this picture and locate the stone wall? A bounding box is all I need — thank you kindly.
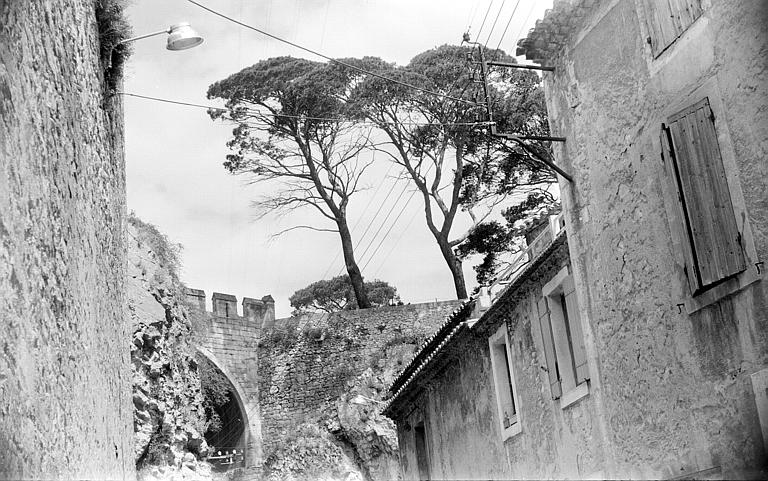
[523,0,767,477]
[0,1,134,479]
[394,239,580,480]
[257,301,462,453]
[186,290,273,469]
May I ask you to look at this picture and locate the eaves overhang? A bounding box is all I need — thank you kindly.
[382,230,569,419]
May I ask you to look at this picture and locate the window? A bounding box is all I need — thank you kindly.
[642,0,703,57]
[414,422,431,481]
[538,266,589,407]
[660,97,746,295]
[489,324,522,439]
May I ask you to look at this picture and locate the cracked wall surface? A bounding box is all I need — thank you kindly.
[0,1,134,479]
[535,0,768,477]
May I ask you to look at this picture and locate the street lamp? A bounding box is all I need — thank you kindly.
[119,22,204,50]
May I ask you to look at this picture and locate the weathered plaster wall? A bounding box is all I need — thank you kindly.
[258,301,461,453]
[0,1,134,479]
[540,0,768,477]
[396,240,606,480]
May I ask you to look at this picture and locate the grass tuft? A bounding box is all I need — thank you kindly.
[95,0,133,92]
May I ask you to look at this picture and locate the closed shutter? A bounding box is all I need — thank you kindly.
[562,276,589,384]
[643,0,704,57]
[661,126,699,293]
[662,98,746,292]
[536,296,561,400]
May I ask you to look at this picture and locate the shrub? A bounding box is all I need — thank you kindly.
[94,0,132,92]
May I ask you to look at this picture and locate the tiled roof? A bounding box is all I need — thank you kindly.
[382,300,475,415]
[381,230,569,417]
[516,0,599,64]
[475,229,567,332]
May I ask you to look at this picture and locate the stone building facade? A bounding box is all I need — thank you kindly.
[385,0,768,479]
[0,1,134,479]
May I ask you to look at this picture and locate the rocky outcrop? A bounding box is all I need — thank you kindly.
[263,323,432,480]
[126,216,212,480]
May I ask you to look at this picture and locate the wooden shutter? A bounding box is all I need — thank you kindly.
[661,126,700,293]
[536,296,561,400]
[663,98,746,291]
[562,276,589,384]
[643,0,704,57]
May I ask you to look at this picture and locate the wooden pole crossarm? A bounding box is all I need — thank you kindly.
[491,128,574,183]
[485,60,555,72]
[474,45,573,183]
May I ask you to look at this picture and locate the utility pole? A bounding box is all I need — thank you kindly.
[470,40,573,183]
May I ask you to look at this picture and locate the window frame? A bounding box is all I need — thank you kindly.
[657,84,761,313]
[488,324,522,440]
[661,97,746,294]
[541,266,590,409]
[640,0,704,58]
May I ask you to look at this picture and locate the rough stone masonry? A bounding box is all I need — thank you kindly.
[0,1,134,479]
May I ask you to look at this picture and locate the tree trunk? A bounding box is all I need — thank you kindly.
[435,234,468,299]
[337,219,371,309]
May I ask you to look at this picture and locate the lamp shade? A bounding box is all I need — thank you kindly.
[166,23,204,51]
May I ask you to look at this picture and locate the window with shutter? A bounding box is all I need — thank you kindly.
[536,295,562,400]
[642,0,704,57]
[489,324,523,440]
[541,266,590,408]
[660,97,746,294]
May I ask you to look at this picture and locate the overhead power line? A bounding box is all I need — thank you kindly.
[119,92,492,128]
[320,155,395,280]
[513,1,538,49]
[484,0,508,48]
[475,0,496,42]
[371,203,421,278]
[185,0,479,106]
[360,185,420,273]
[493,0,523,55]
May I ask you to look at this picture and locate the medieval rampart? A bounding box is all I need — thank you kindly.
[0,1,133,479]
[257,300,463,452]
[184,289,462,457]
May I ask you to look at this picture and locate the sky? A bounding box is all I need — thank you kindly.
[123,0,554,318]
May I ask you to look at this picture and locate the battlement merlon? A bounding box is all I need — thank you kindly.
[185,288,275,327]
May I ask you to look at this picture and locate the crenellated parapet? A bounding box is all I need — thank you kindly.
[185,287,270,467]
[185,288,275,329]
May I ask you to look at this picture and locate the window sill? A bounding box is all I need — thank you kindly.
[560,381,589,409]
[684,267,762,314]
[501,419,522,441]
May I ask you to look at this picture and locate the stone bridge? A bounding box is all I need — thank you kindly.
[184,288,464,471]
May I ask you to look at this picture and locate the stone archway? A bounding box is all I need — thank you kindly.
[195,346,262,467]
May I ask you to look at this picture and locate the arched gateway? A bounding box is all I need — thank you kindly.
[186,288,274,468]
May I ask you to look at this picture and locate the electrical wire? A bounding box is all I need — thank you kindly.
[371,201,421,278]
[185,0,479,106]
[337,176,412,277]
[356,160,436,275]
[466,0,482,33]
[474,0,496,42]
[484,0,507,48]
[319,154,394,280]
[118,92,493,128]
[360,185,420,272]
[512,0,537,49]
[493,0,522,56]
